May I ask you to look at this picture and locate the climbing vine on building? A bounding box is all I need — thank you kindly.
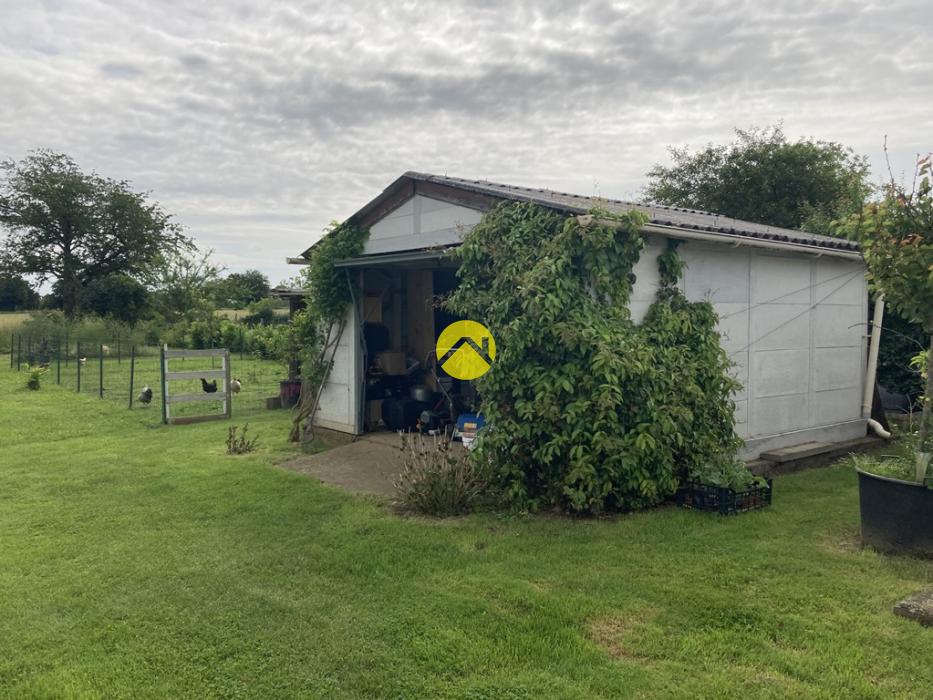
[445,202,742,513]
[288,221,369,443]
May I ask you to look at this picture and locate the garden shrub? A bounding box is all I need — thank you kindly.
[26,364,47,390]
[393,435,487,516]
[242,298,280,326]
[226,424,259,454]
[445,202,742,513]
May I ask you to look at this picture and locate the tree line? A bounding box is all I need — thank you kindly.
[0,151,272,321]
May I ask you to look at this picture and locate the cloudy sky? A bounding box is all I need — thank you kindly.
[2,0,931,285]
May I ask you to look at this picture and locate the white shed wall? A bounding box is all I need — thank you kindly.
[365,195,483,255]
[314,304,362,434]
[631,236,867,457]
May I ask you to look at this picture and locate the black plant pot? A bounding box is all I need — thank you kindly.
[280,379,303,409]
[858,469,933,556]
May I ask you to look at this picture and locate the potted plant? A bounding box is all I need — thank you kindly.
[839,149,933,556]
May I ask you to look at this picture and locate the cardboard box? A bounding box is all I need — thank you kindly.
[365,399,384,429]
[374,351,406,375]
[363,296,382,323]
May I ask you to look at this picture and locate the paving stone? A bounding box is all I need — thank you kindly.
[893,590,933,627]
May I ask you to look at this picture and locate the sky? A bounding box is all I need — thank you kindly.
[2,0,931,286]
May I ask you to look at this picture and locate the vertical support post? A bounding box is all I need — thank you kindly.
[56,339,61,385]
[160,344,169,425]
[9,332,13,368]
[99,345,104,399]
[64,332,69,366]
[128,345,136,409]
[17,334,22,370]
[76,341,82,393]
[224,349,232,419]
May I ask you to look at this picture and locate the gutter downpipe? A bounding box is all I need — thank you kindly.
[862,295,885,418]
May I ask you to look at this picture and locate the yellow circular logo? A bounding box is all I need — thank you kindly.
[436,320,496,380]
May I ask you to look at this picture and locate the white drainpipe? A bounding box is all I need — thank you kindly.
[862,295,885,419]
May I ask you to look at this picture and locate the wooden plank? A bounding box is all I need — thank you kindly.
[163,348,228,358]
[406,269,436,389]
[166,392,228,405]
[414,181,498,213]
[165,369,226,381]
[170,414,228,426]
[356,178,416,230]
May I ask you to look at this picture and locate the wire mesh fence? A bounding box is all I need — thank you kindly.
[9,332,289,422]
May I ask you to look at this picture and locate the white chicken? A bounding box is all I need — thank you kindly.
[230,378,242,395]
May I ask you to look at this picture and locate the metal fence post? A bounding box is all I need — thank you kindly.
[17,334,22,371]
[99,345,104,399]
[160,344,168,424]
[56,339,61,385]
[9,332,13,368]
[128,345,136,409]
[76,341,81,392]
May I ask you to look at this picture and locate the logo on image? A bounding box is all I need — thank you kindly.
[435,320,496,380]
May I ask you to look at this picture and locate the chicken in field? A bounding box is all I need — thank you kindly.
[138,386,153,404]
[78,357,87,366]
[230,378,241,395]
[200,378,218,393]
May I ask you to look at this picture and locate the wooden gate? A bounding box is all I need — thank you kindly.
[160,346,231,425]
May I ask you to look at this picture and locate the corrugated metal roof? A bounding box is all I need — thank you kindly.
[293,171,861,261]
[401,172,860,253]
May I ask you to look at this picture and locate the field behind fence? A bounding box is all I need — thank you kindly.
[10,332,289,422]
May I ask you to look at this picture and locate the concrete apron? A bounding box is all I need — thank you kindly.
[278,431,460,497]
[279,431,885,497]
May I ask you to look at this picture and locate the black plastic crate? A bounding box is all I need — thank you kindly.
[676,478,772,515]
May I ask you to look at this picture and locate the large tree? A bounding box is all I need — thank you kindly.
[645,125,872,233]
[211,269,270,308]
[145,248,221,325]
[0,274,38,311]
[82,274,150,325]
[0,150,190,315]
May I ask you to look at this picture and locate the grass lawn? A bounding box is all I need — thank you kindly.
[0,367,931,698]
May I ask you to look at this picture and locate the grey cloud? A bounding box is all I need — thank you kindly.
[100,61,144,79]
[0,0,931,286]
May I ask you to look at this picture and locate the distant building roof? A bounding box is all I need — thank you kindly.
[270,285,305,298]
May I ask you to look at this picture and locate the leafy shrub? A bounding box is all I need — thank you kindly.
[445,202,742,513]
[247,323,291,361]
[26,364,47,390]
[188,319,221,349]
[393,435,487,516]
[242,298,280,326]
[226,424,258,454]
[689,455,762,491]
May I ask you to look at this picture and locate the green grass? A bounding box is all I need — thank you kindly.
[0,367,931,698]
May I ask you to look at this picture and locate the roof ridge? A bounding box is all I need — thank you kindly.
[388,172,858,253]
